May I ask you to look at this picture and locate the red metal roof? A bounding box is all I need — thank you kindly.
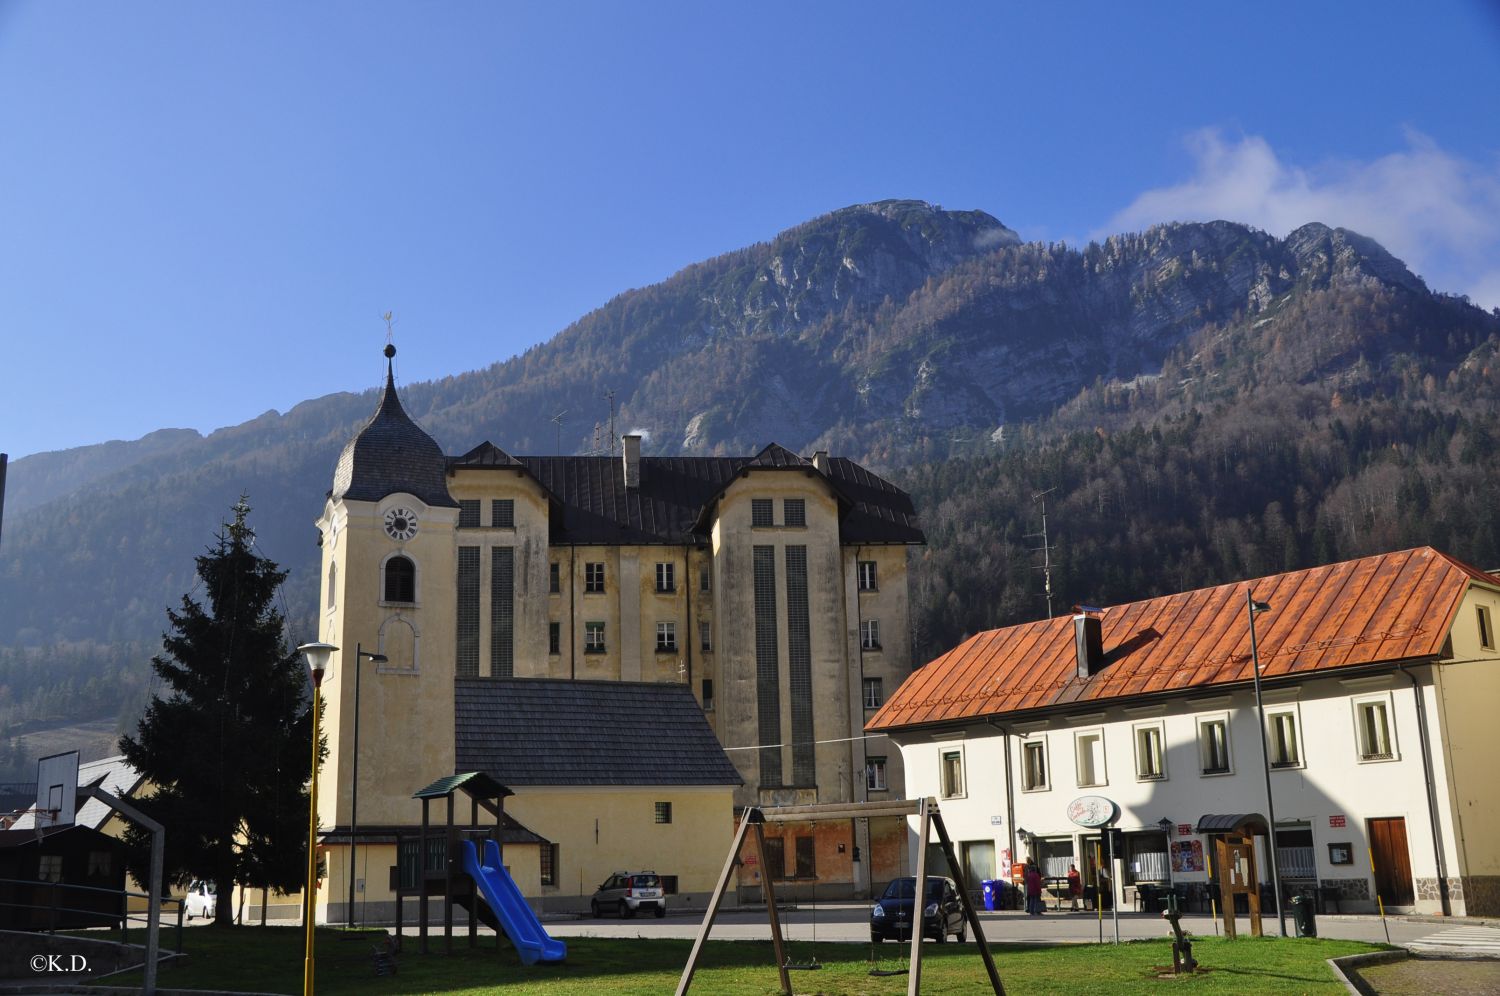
[868,547,1496,732]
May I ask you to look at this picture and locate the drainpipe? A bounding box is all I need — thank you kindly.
[568,544,577,679]
[683,542,693,689]
[1400,662,1451,916]
[986,719,1017,878]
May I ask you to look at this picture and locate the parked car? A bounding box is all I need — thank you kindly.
[590,871,667,918]
[184,880,217,921]
[870,876,966,943]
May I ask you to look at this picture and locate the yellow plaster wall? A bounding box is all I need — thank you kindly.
[1435,584,1500,877]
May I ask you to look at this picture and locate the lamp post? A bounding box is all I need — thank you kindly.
[1246,593,1287,937]
[348,644,387,928]
[1158,818,1175,891]
[297,642,337,996]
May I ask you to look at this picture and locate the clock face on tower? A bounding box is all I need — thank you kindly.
[384,507,419,542]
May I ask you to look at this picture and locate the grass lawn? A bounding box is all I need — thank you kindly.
[92,927,1386,994]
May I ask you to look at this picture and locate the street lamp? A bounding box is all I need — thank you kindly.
[1246,593,1287,937]
[297,641,337,996]
[1157,818,1175,890]
[348,644,387,928]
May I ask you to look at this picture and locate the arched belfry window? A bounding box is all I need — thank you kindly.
[384,555,416,604]
[327,562,337,609]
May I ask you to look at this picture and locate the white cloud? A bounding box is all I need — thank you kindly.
[1098,129,1500,310]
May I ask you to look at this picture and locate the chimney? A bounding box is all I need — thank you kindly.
[1073,608,1104,679]
[812,450,829,474]
[622,434,642,489]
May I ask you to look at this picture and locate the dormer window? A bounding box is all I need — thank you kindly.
[384,555,416,604]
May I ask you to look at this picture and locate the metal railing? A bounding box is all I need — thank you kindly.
[0,877,184,954]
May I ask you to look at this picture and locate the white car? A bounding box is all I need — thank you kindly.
[184,880,217,921]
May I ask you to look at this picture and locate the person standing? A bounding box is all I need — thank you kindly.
[1024,858,1044,916]
[1067,864,1082,911]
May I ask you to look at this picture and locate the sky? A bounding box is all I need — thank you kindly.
[2,1,1498,459]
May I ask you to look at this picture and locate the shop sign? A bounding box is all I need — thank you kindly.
[1329,815,1347,828]
[1066,795,1117,828]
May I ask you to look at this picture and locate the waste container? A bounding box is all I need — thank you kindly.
[1290,894,1317,937]
[982,879,1000,912]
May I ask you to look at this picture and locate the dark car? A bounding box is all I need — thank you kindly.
[870,876,967,943]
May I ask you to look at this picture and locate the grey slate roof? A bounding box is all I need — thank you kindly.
[331,361,458,508]
[455,678,743,787]
[451,442,924,546]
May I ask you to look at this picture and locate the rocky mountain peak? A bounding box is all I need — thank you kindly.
[1286,222,1427,295]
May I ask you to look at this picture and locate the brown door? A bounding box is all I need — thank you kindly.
[1368,817,1414,906]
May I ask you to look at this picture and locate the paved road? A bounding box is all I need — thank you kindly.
[525,904,1474,949]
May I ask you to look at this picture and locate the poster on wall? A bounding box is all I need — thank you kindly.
[1171,839,1204,873]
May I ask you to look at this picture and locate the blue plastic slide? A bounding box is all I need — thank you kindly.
[461,838,568,965]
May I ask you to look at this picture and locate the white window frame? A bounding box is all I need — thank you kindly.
[700,620,712,652]
[939,746,966,800]
[656,621,676,652]
[857,560,878,591]
[1197,714,1233,776]
[585,562,605,593]
[1021,736,1050,792]
[863,676,883,709]
[585,621,606,653]
[1074,729,1106,788]
[1478,604,1495,651]
[866,756,888,792]
[1352,693,1399,763]
[861,619,881,650]
[1133,722,1167,781]
[655,562,676,593]
[1267,707,1304,769]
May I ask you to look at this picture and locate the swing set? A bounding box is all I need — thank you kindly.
[675,797,1005,996]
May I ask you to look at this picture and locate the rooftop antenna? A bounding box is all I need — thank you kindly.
[382,311,395,344]
[1027,488,1058,619]
[550,410,569,455]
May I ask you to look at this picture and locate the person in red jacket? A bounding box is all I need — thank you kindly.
[1024,858,1044,916]
[1067,864,1082,911]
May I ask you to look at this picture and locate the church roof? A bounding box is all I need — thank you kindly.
[330,348,457,508]
[868,546,1496,733]
[455,678,743,787]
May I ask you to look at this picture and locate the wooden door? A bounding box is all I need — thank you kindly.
[1368,817,1414,906]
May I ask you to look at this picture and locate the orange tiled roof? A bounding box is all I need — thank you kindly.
[868,547,1496,732]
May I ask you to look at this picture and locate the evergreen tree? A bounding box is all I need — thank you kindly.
[119,497,313,926]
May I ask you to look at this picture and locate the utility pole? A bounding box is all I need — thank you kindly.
[603,389,617,456]
[1028,488,1058,619]
[550,410,568,455]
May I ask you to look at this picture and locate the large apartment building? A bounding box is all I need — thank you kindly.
[309,347,925,919]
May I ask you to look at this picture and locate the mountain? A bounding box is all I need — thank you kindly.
[3,199,1499,772]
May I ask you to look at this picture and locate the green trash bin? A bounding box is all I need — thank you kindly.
[1290,894,1317,937]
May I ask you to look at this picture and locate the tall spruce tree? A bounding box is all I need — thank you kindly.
[119,497,314,926]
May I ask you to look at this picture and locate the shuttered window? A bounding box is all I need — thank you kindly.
[456,547,480,677]
[490,547,514,677]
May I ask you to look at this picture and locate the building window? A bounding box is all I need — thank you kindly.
[785,545,815,787]
[548,622,560,656]
[539,843,558,886]
[384,555,416,604]
[700,621,712,652]
[763,837,787,879]
[490,547,514,677]
[458,499,481,528]
[585,621,606,653]
[38,855,62,883]
[549,562,560,594]
[1269,711,1302,768]
[1022,738,1049,791]
[655,562,676,593]
[1479,605,1495,651]
[795,836,816,878]
[1075,730,1106,787]
[863,676,883,709]
[751,498,774,527]
[940,748,965,799]
[491,499,514,528]
[701,678,714,711]
[753,545,782,789]
[866,756,888,791]
[327,562,337,609]
[860,619,881,650]
[1355,699,1395,761]
[654,801,672,825]
[783,498,806,527]
[1135,724,1165,780]
[456,547,480,677]
[585,562,605,593]
[858,561,878,591]
[656,621,677,652]
[699,565,711,592]
[1199,717,1231,775]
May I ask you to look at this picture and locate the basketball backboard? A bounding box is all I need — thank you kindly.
[35,751,79,828]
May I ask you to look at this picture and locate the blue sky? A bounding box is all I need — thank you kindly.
[2,1,1498,459]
